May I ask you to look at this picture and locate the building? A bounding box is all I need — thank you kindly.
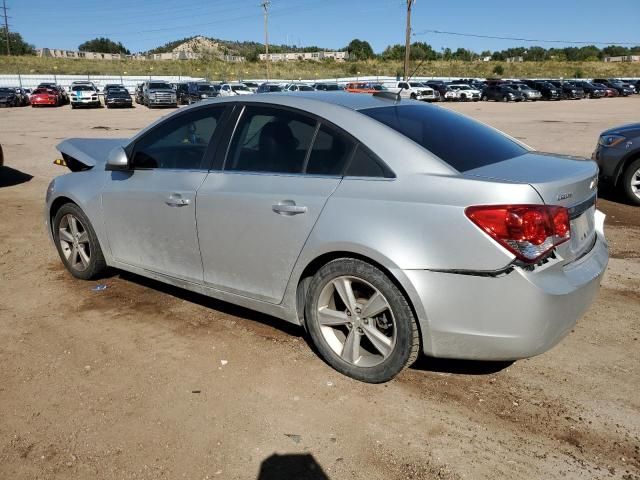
[505,56,524,63]
[258,51,348,62]
[36,48,245,62]
[604,55,640,63]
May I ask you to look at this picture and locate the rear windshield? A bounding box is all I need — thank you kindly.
[361,104,527,172]
[72,85,94,91]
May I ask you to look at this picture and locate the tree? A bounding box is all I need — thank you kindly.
[492,64,504,76]
[78,37,130,55]
[0,28,35,55]
[346,39,374,60]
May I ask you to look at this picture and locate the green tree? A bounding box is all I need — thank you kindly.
[78,37,130,55]
[0,28,35,55]
[492,64,504,76]
[346,39,374,61]
[524,46,547,61]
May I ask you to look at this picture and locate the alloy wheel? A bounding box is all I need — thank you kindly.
[631,167,640,200]
[58,214,91,272]
[316,276,397,367]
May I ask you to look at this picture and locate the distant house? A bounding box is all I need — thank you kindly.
[36,47,244,62]
[259,51,349,62]
[603,56,640,63]
[506,56,524,63]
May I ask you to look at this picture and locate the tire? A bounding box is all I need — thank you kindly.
[410,93,417,100]
[481,95,488,101]
[71,104,76,109]
[621,158,640,206]
[304,258,420,383]
[502,95,509,102]
[52,203,107,280]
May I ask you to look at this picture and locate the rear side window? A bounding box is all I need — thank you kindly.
[361,104,527,172]
[346,145,387,178]
[306,124,354,175]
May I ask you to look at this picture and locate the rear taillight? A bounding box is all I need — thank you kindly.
[465,205,571,263]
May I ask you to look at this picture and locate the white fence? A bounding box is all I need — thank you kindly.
[0,74,206,92]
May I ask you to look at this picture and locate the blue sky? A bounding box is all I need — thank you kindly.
[9,0,640,53]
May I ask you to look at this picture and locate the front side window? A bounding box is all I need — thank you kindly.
[226,106,317,174]
[361,104,527,172]
[132,107,225,170]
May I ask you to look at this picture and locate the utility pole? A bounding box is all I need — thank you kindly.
[2,0,10,56]
[403,0,415,80]
[261,0,271,81]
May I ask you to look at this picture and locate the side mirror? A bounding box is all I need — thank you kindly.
[105,146,130,171]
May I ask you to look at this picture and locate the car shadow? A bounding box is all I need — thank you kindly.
[411,356,513,375]
[116,270,305,339]
[257,453,330,480]
[597,182,637,207]
[0,166,33,188]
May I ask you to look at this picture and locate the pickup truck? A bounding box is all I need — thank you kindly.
[383,81,438,102]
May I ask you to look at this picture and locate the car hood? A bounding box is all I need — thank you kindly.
[56,138,129,169]
[601,123,640,136]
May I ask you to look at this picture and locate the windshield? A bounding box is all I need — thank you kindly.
[72,85,94,92]
[109,88,129,94]
[361,104,527,172]
[198,85,214,92]
[409,83,424,87]
[371,84,387,91]
[322,84,341,90]
[33,89,51,94]
[298,85,314,91]
[268,85,283,92]
[232,85,249,92]
[148,82,171,90]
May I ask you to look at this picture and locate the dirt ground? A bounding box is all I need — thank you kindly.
[1,97,639,480]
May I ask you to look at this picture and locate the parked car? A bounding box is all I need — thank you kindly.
[30,88,60,107]
[568,81,605,99]
[70,84,101,109]
[312,83,343,91]
[383,81,437,101]
[181,82,219,104]
[134,83,145,104]
[546,81,584,100]
[37,83,68,105]
[523,81,562,101]
[344,82,388,94]
[425,81,457,101]
[592,123,640,205]
[592,79,635,97]
[46,93,608,383]
[447,84,481,102]
[0,87,20,107]
[481,85,525,102]
[104,86,133,108]
[229,83,253,95]
[14,87,31,106]
[175,82,189,104]
[284,83,316,92]
[72,81,98,91]
[143,81,177,108]
[505,83,542,101]
[256,83,284,93]
[242,81,260,93]
[592,83,619,98]
[0,143,3,167]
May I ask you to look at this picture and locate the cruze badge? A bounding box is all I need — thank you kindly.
[557,192,573,201]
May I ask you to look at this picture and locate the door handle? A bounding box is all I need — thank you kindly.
[165,194,190,207]
[272,200,307,216]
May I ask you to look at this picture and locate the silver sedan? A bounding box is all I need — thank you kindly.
[45,93,608,383]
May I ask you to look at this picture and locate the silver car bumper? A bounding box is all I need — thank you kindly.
[405,219,608,360]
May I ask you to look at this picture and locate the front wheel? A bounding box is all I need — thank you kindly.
[52,203,107,280]
[502,95,509,102]
[621,158,640,206]
[305,258,420,383]
[481,95,488,101]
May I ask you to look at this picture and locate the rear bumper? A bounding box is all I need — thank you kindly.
[405,223,608,361]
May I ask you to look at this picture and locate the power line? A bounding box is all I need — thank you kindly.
[413,29,640,46]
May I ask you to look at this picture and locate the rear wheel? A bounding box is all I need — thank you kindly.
[481,94,488,101]
[305,258,420,383]
[502,95,509,102]
[621,158,640,206]
[52,203,107,280]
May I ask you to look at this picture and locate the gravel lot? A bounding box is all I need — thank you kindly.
[1,97,639,480]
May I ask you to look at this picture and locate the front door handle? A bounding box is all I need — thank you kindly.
[166,194,190,207]
[272,200,307,216]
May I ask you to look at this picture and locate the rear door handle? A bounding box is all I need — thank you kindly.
[166,193,190,207]
[272,200,307,216]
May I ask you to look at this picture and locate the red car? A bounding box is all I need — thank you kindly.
[31,88,60,107]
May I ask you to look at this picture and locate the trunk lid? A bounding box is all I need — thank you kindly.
[465,152,600,264]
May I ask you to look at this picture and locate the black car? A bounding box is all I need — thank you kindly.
[593,79,635,97]
[0,87,20,107]
[522,80,561,100]
[175,82,189,104]
[546,81,584,100]
[313,83,343,91]
[424,81,454,101]
[256,83,284,93]
[481,85,525,102]
[568,81,605,99]
[104,86,133,108]
[593,123,640,205]
[183,82,219,104]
